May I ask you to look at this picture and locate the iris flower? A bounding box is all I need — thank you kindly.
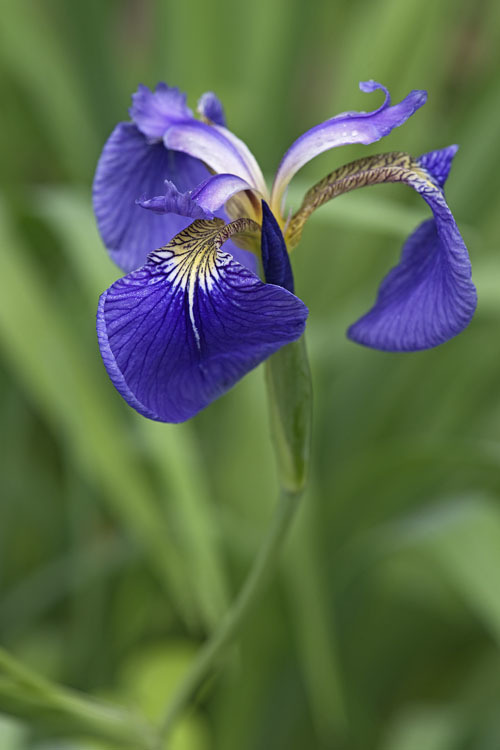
[93,81,476,423]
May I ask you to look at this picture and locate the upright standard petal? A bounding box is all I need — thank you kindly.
[130,82,193,141]
[93,123,209,272]
[271,81,427,211]
[197,91,226,126]
[129,81,264,189]
[210,124,268,195]
[164,120,263,187]
[97,219,308,422]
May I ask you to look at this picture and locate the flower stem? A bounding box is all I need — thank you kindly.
[158,487,303,745]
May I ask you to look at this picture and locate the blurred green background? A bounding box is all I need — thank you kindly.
[1,0,500,748]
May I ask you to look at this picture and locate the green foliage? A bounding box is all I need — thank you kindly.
[1,0,500,747]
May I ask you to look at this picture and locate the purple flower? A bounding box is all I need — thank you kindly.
[93,81,476,422]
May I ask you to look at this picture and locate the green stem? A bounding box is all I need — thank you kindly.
[0,647,156,749]
[265,338,312,493]
[158,487,302,745]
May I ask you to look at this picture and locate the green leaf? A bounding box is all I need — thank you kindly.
[384,497,500,644]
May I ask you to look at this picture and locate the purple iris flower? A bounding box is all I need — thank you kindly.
[93,81,476,423]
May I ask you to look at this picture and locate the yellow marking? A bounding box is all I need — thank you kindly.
[285,152,441,249]
[224,192,263,254]
[150,218,260,350]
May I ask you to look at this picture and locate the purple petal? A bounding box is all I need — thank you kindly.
[198,92,226,126]
[261,201,294,292]
[272,81,427,210]
[137,173,260,272]
[191,173,256,212]
[210,125,268,194]
[93,123,209,272]
[129,82,192,141]
[417,144,458,187]
[164,120,263,187]
[222,243,258,272]
[347,151,476,351]
[139,173,254,220]
[137,180,212,219]
[97,219,308,422]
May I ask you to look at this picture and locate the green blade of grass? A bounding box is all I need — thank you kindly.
[0,0,99,182]
[0,199,198,627]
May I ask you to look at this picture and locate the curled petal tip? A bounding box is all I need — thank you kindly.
[359,79,381,91]
[272,81,428,209]
[358,80,427,114]
[359,80,390,106]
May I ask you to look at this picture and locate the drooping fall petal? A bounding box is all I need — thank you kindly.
[97,219,308,422]
[286,148,476,351]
